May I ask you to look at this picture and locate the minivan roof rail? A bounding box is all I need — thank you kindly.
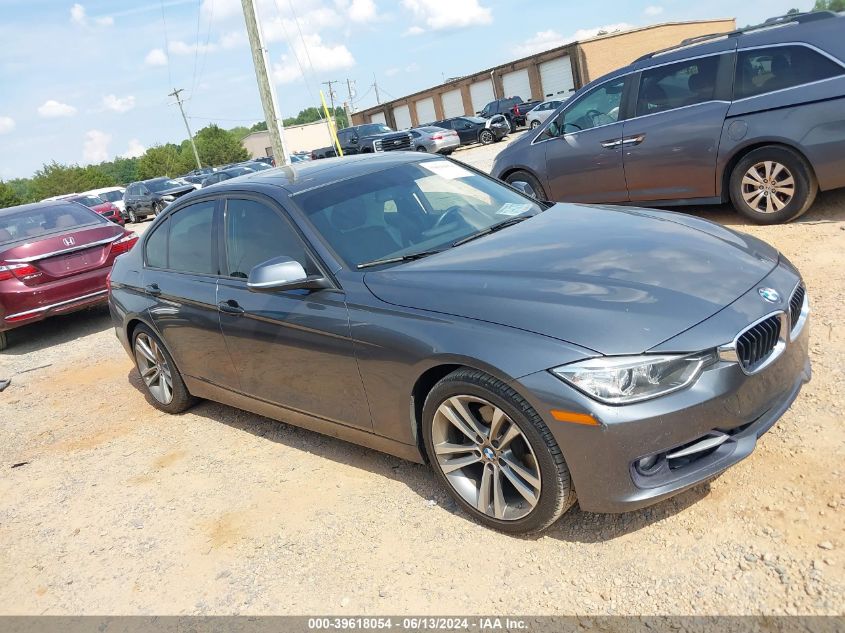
[634,11,839,63]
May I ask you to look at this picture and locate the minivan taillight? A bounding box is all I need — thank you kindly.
[110,233,138,256]
[0,262,41,282]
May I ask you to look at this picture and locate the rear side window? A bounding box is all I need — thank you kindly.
[145,218,168,268]
[734,45,845,99]
[636,56,719,116]
[143,201,216,273]
[0,203,105,244]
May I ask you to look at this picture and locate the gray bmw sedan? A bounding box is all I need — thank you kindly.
[108,153,810,533]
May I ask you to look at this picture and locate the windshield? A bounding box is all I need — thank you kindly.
[356,124,393,135]
[0,203,106,244]
[463,116,486,124]
[71,195,105,207]
[295,160,543,268]
[147,179,182,192]
[97,190,123,203]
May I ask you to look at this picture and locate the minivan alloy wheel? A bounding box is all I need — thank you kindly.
[431,395,541,521]
[741,161,794,214]
[134,332,174,404]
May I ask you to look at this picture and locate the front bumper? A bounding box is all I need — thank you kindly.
[512,296,811,514]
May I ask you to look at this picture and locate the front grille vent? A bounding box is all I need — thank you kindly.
[736,315,781,372]
[789,284,805,330]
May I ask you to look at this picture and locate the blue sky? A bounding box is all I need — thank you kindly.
[0,0,813,179]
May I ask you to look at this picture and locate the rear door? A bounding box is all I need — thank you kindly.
[452,119,477,144]
[215,196,371,430]
[623,53,733,201]
[142,198,239,389]
[541,76,629,203]
[137,184,153,215]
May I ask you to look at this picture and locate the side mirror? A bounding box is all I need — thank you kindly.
[510,181,533,197]
[547,121,560,137]
[247,256,330,292]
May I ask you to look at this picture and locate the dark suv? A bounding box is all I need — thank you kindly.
[492,11,845,224]
[123,178,195,223]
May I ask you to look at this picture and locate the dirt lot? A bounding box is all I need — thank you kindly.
[1,137,843,616]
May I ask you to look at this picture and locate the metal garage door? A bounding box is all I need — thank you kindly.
[369,111,386,125]
[415,97,436,125]
[502,69,532,100]
[392,104,412,130]
[469,79,495,114]
[539,55,575,99]
[441,89,464,118]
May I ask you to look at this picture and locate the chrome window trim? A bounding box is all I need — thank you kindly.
[6,289,108,320]
[4,234,123,263]
[789,281,810,342]
[718,310,789,375]
[735,41,845,69]
[731,74,845,103]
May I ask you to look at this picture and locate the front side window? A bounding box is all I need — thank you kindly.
[295,160,544,268]
[166,201,216,274]
[224,199,315,278]
[734,45,844,99]
[544,77,625,138]
[636,56,719,117]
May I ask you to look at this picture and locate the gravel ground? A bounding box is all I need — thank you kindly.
[0,137,843,616]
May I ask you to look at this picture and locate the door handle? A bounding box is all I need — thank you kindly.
[601,139,623,148]
[621,134,646,146]
[217,299,245,315]
[145,283,161,296]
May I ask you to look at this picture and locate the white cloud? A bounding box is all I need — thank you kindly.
[169,40,218,55]
[272,33,355,84]
[37,100,77,118]
[385,67,400,77]
[513,23,633,56]
[0,116,15,134]
[70,3,113,27]
[644,5,664,16]
[120,139,146,159]
[102,94,136,113]
[220,31,245,49]
[402,0,491,32]
[83,130,111,163]
[343,0,378,22]
[404,25,425,36]
[145,48,168,66]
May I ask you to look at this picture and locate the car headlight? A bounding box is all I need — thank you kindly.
[161,195,175,202]
[551,352,714,405]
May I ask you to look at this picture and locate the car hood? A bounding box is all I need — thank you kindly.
[363,204,779,355]
[157,185,195,197]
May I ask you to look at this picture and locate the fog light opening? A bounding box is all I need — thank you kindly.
[635,454,662,475]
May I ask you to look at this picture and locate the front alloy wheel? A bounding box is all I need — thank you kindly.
[479,130,494,145]
[128,208,138,223]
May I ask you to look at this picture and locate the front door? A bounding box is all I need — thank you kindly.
[142,199,239,388]
[623,54,730,201]
[215,196,372,430]
[541,76,629,203]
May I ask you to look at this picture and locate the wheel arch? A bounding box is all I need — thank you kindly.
[719,140,817,201]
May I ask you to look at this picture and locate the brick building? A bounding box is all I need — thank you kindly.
[351,19,735,129]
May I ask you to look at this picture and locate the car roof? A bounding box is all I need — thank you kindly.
[209,152,442,196]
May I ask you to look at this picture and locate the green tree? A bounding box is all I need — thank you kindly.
[192,124,249,166]
[28,162,115,200]
[137,144,184,179]
[786,8,800,14]
[98,157,140,185]
[813,0,845,9]
[250,120,267,132]
[0,181,22,209]
[5,178,36,203]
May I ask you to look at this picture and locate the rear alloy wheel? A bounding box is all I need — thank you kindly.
[423,369,575,533]
[128,208,138,224]
[505,170,547,200]
[132,325,196,413]
[479,130,494,145]
[729,146,817,224]
[416,146,428,152]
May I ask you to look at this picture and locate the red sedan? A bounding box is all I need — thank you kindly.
[0,200,138,350]
[68,194,125,226]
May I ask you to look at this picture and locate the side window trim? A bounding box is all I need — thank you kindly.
[142,197,222,277]
[219,193,335,287]
[632,53,727,119]
[143,217,169,269]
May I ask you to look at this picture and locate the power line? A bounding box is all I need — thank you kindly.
[159,0,174,89]
[193,0,215,99]
[189,0,202,99]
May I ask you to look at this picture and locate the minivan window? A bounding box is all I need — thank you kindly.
[224,199,314,278]
[545,77,624,138]
[734,45,845,99]
[636,56,719,117]
[166,201,216,274]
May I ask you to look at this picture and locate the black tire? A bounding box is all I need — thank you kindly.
[152,201,163,216]
[729,145,817,225]
[416,146,428,152]
[131,324,197,414]
[504,170,547,200]
[0,330,7,352]
[422,368,575,534]
[479,130,494,145]
[127,208,138,224]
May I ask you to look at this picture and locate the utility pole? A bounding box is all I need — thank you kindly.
[241,0,289,165]
[345,78,356,112]
[373,73,381,105]
[168,88,201,169]
[322,80,339,113]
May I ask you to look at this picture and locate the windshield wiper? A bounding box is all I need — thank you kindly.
[452,216,529,247]
[357,249,443,269]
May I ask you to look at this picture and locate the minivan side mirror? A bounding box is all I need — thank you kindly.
[247,256,330,292]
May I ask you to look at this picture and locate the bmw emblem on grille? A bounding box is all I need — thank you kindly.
[758,287,780,303]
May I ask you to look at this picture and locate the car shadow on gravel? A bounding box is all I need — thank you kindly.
[126,367,712,542]
[2,305,113,356]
